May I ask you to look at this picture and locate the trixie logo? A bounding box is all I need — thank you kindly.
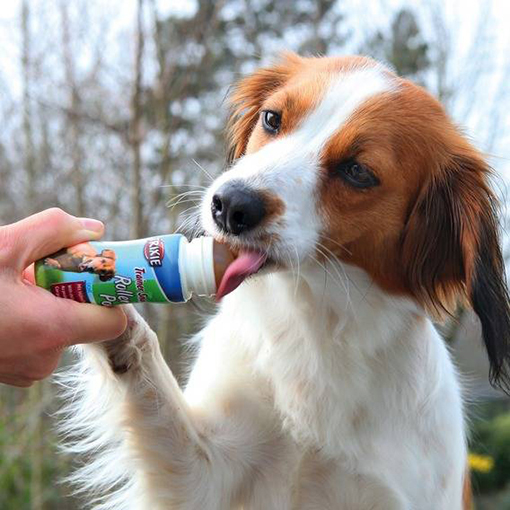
[144,238,165,267]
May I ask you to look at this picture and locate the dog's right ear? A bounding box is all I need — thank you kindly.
[402,143,510,393]
[227,52,302,164]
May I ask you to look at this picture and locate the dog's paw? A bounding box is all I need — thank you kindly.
[103,305,157,375]
[44,258,60,269]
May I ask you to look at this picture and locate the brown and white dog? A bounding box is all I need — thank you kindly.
[59,54,510,509]
[44,243,116,282]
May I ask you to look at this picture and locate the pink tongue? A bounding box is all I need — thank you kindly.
[216,251,267,301]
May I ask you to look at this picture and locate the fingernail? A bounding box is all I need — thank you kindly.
[79,218,104,234]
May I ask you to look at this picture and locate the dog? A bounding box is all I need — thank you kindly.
[44,243,116,282]
[59,54,510,509]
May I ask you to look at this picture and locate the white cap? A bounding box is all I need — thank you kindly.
[178,237,216,299]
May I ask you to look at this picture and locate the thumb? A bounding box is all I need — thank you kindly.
[3,208,105,271]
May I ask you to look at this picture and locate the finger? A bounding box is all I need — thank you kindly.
[51,298,128,347]
[2,208,105,270]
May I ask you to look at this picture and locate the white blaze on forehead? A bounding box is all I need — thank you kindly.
[294,66,396,153]
[222,66,396,179]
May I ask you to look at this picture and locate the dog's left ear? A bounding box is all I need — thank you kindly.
[101,249,116,260]
[402,148,510,392]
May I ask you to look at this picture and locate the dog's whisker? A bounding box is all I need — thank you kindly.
[173,205,201,221]
[167,199,204,213]
[313,247,346,293]
[160,184,208,190]
[318,234,352,256]
[314,245,352,309]
[176,216,201,236]
[315,242,362,300]
[168,199,202,212]
[191,159,214,182]
[310,255,333,305]
[284,247,298,296]
[174,206,202,235]
[168,190,206,199]
[167,190,206,209]
[292,244,301,298]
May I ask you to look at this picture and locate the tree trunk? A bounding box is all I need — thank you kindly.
[60,0,86,217]
[130,0,145,240]
[21,0,36,215]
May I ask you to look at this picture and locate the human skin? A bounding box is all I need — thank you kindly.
[0,208,127,387]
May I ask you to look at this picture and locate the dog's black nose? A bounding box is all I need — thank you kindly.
[212,183,266,235]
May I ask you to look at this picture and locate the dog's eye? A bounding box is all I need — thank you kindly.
[334,159,379,189]
[261,110,281,134]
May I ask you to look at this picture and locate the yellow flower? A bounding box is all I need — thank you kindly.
[468,453,494,473]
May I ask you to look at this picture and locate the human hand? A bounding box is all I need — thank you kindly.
[0,208,127,387]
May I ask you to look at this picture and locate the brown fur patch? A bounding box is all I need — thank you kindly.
[259,189,286,225]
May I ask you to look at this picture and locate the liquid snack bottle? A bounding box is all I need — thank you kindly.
[34,235,234,306]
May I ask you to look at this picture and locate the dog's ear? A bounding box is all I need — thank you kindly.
[101,249,116,260]
[227,52,302,164]
[402,148,510,392]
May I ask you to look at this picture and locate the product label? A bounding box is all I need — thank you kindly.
[35,235,185,306]
[144,238,165,267]
[51,281,89,303]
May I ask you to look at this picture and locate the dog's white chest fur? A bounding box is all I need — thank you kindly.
[183,265,467,509]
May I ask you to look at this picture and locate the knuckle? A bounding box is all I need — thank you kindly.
[25,318,66,354]
[23,315,56,346]
[0,225,17,262]
[45,207,72,227]
[41,328,68,352]
[0,233,11,264]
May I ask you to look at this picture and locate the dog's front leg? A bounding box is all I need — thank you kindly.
[43,257,61,269]
[60,305,292,510]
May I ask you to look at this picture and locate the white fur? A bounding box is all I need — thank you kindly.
[58,67,467,509]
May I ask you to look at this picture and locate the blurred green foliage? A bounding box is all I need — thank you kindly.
[0,380,78,509]
[470,401,510,503]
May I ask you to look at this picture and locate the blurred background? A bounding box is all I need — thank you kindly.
[0,0,509,508]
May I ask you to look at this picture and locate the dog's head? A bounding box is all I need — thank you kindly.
[201,53,510,391]
[80,249,117,282]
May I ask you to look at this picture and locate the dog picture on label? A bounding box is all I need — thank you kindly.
[43,243,117,282]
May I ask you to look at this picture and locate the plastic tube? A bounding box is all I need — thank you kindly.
[35,234,234,306]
